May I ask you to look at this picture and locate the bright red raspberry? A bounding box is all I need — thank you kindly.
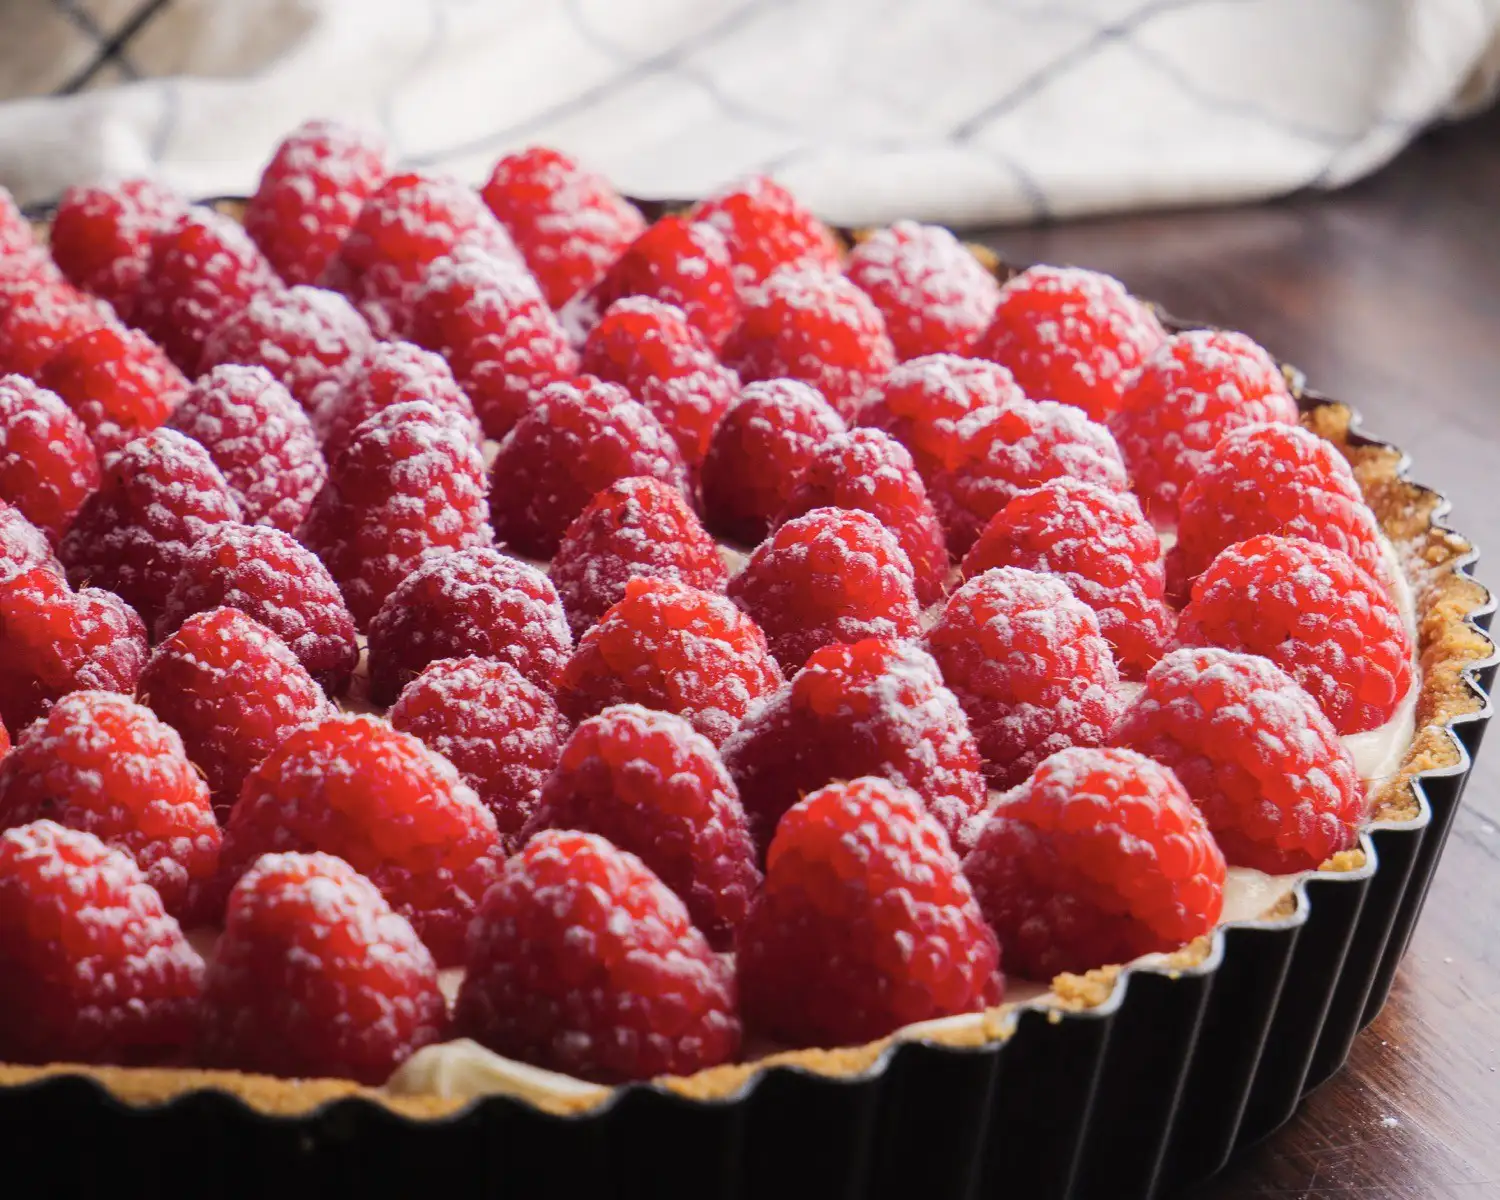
[138,608,329,817]
[728,507,921,673]
[962,478,1174,677]
[973,264,1167,422]
[38,324,189,455]
[0,820,203,1066]
[774,427,951,606]
[0,375,100,541]
[49,179,186,320]
[245,119,392,285]
[0,187,35,259]
[1110,329,1299,521]
[964,747,1225,979]
[0,276,116,381]
[157,523,358,694]
[722,268,895,421]
[691,176,841,290]
[366,547,571,706]
[456,828,739,1080]
[523,704,759,950]
[297,401,491,627]
[738,776,1002,1047]
[0,501,60,581]
[699,379,846,545]
[722,638,986,856]
[1114,647,1365,873]
[480,146,645,309]
[580,297,739,468]
[924,567,1124,789]
[0,691,219,921]
[389,657,569,848]
[166,365,326,533]
[489,378,688,558]
[550,475,727,638]
[559,577,782,745]
[199,851,445,1083]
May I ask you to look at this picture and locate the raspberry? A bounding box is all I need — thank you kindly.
[722,638,986,856]
[480,147,646,309]
[774,427,951,605]
[157,524,358,694]
[846,222,1001,360]
[489,378,688,558]
[244,119,392,285]
[550,475,727,638]
[166,365,326,533]
[0,276,116,381]
[0,375,101,541]
[699,379,846,545]
[366,547,570,706]
[727,507,921,673]
[1109,329,1299,521]
[0,501,61,581]
[0,187,35,259]
[0,820,203,1066]
[406,247,577,439]
[962,478,1174,677]
[691,176,841,290]
[297,401,491,627]
[312,340,480,463]
[924,567,1124,789]
[579,297,739,468]
[208,714,502,964]
[455,829,739,1082]
[0,691,219,921]
[38,324,190,455]
[198,851,445,1083]
[927,397,1129,555]
[722,267,895,421]
[389,657,568,847]
[49,179,186,320]
[973,264,1167,422]
[963,747,1225,979]
[1114,647,1365,873]
[138,608,329,817]
[738,777,1002,1047]
[1176,535,1413,735]
[559,577,782,745]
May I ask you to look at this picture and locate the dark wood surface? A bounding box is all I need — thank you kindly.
[975,106,1500,1200]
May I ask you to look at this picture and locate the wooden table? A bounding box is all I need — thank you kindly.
[974,104,1500,1200]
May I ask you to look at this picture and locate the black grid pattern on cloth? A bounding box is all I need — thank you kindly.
[47,0,173,95]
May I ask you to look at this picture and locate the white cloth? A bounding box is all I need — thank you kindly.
[1,0,1498,226]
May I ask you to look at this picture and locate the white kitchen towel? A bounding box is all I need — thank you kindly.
[1,0,1498,226]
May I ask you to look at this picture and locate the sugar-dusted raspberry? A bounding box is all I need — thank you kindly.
[691,176,842,290]
[560,577,782,745]
[297,401,491,627]
[580,297,739,468]
[924,567,1123,789]
[739,776,1001,1047]
[1110,329,1299,521]
[138,608,329,817]
[0,375,100,541]
[1114,647,1365,873]
[406,247,577,440]
[157,523,358,694]
[489,378,688,558]
[964,747,1225,979]
[0,252,61,329]
[928,397,1129,555]
[0,501,62,583]
[722,638,985,856]
[166,365,326,534]
[700,379,846,545]
[0,276,116,381]
[0,691,219,920]
[973,264,1167,422]
[550,475,727,638]
[38,324,189,455]
[0,820,203,1066]
[49,179,186,320]
[208,714,503,964]
[244,119,392,285]
[774,427,951,605]
[963,478,1174,677]
[0,187,35,259]
[366,547,570,706]
[389,657,568,847]
[722,268,895,421]
[728,508,920,673]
